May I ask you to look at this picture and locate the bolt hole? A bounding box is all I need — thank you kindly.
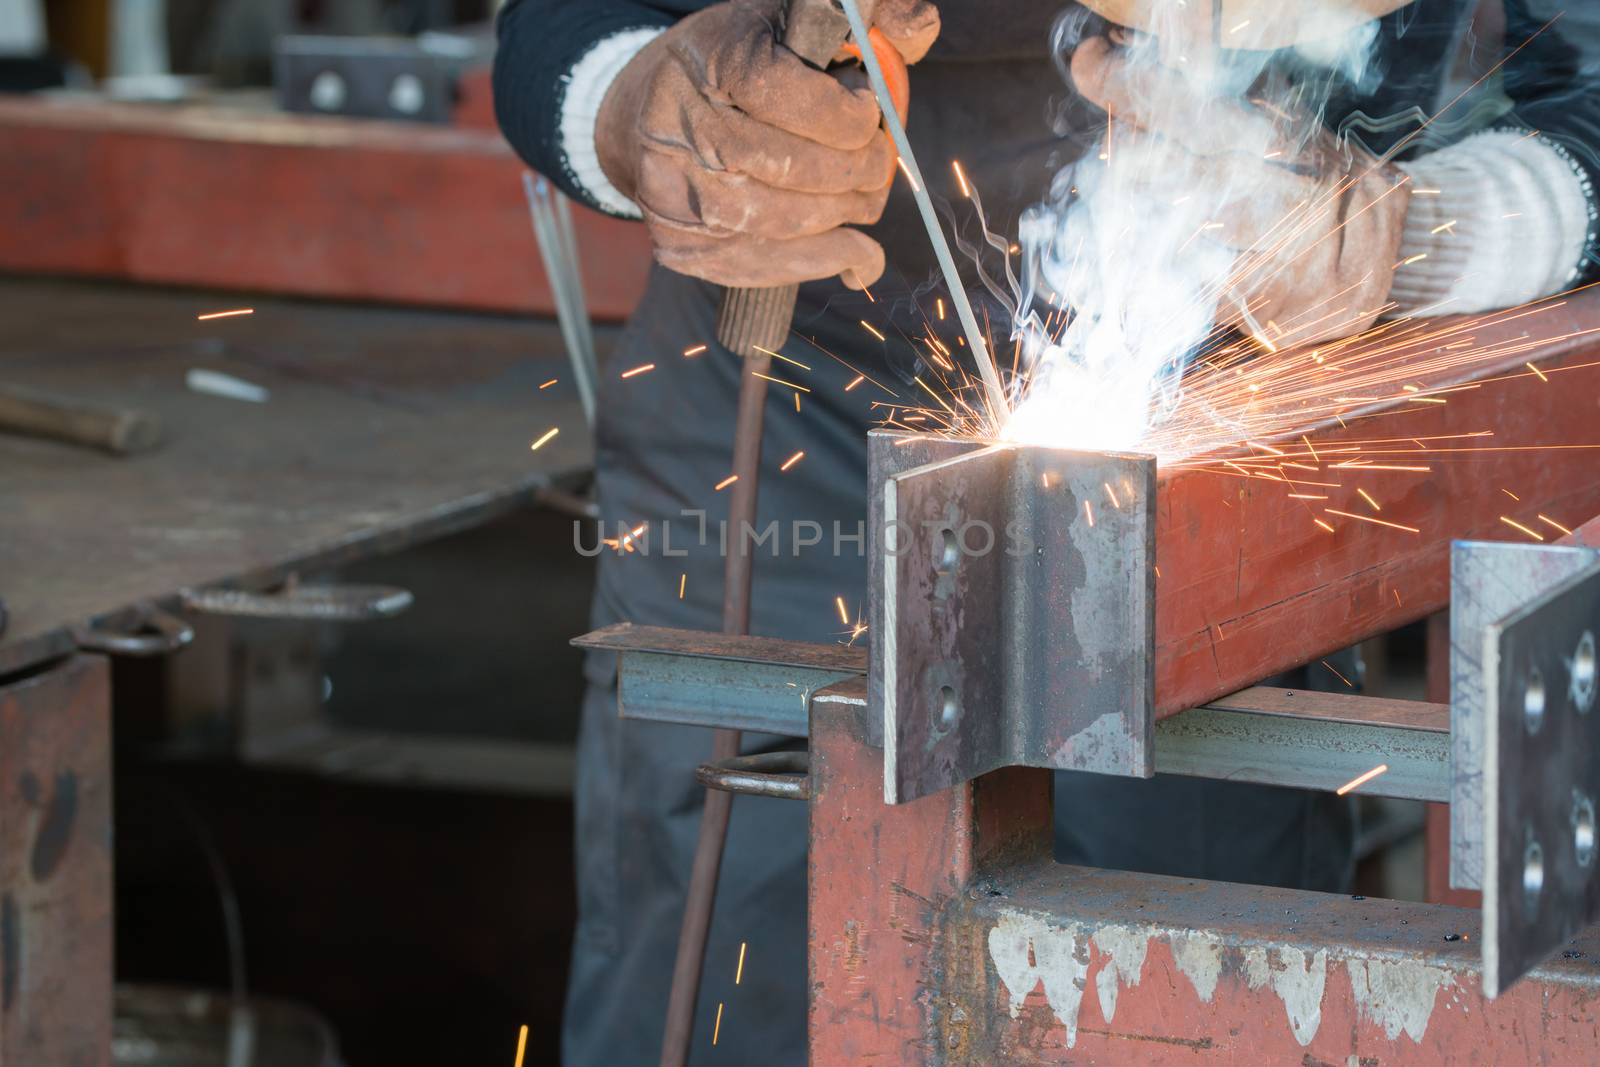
[938,685,959,730]
[1573,631,1596,713]
[933,527,959,574]
[1524,669,1546,735]
[1576,795,1596,868]
[1524,838,1545,921]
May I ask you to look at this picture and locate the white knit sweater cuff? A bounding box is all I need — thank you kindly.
[1390,130,1596,315]
[559,27,663,220]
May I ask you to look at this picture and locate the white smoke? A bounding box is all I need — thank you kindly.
[1001,4,1384,458]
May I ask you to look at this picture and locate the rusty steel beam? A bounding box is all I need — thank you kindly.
[808,678,1600,1065]
[0,97,653,318]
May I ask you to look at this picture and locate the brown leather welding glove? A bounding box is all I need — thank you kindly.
[1070,37,1411,346]
[595,0,939,290]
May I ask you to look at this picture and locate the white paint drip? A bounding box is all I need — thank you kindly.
[987,913,1091,1045]
[1091,926,1150,1022]
[1268,948,1329,1046]
[1347,957,1452,1042]
[1171,933,1224,1002]
[987,913,1333,1049]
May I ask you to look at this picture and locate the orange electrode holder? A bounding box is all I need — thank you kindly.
[844,26,909,121]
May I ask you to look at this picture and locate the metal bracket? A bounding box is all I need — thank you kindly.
[870,430,1156,804]
[1449,541,1600,891]
[1480,556,1600,997]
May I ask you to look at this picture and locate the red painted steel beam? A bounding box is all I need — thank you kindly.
[1154,290,1600,715]
[0,97,654,317]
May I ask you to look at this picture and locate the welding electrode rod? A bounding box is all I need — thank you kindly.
[657,351,772,1067]
[838,0,1008,425]
[522,173,598,427]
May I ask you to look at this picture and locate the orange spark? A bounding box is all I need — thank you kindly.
[1084,500,1095,527]
[860,320,886,341]
[529,427,559,450]
[514,1024,528,1067]
[1538,514,1574,537]
[896,156,919,190]
[679,573,686,600]
[1104,481,1121,508]
[754,372,810,393]
[538,378,558,389]
[1321,659,1355,688]
[835,596,850,626]
[715,474,738,491]
[952,160,972,198]
[1324,509,1419,534]
[1527,361,1549,382]
[712,1003,724,1046]
[1314,518,1337,533]
[781,451,805,471]
[1499,516,1544,541]
[1357,488,1381,512]
[736,941,747,985]
[621,363,655,378]
[1336,764,1389,796]
[845,374,865,392]
[936,297,946,321]
[196,307,253,321]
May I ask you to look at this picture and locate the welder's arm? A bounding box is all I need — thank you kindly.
[494,0,939,290]
[1390,4,1600,312]
[493,0,695,217]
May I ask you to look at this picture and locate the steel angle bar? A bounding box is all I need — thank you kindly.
[1481,557,1600,997]
[1450,541,1600,891]
[574,623,860,737]
[874,432,1156,803]
[1157,687,1449,801]
[577,625,1451,799]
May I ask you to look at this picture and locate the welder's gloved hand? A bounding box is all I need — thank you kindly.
[1070,37,1412,345]
[595,0,939,290]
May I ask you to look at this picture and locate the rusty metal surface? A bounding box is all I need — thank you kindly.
[0,96,653,318]
[878,441,1156,803]
[0,280,591,674]
[1483,559,1600,998]
[0,654,113,1067]
[808,676,1053,1066]
[808,662,1600,1065]
[945,854,1600,1064]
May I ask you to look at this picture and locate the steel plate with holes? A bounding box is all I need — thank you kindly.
[1483,559,1600,997]
[1450,541,1600,890]
[873,433,1155,804]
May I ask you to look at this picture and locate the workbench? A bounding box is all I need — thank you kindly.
[0,278,590,1065]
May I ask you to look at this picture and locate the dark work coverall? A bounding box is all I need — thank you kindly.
[493,2,1600,1062]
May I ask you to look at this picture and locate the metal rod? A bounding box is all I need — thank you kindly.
[522,172,598,426]
[658,350,773,1067]
[838,0,1008,426]
[552,188,599,382]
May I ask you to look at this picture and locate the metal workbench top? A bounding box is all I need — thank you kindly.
[0,279,596,672]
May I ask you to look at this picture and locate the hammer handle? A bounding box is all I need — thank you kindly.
[0,386,163,455]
